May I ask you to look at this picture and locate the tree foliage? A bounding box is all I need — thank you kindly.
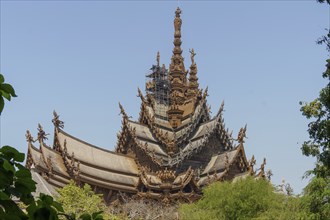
[300,59,330,178]
[316,30,330,52]
[56,181,117,220]
[179,177,310,220]
[0,145,66,220]
[301,177,330,220]
[299,1,330,217]
[0,74,17,114]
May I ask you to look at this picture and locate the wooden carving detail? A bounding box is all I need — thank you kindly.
[52,110,64,129]
[248,155,256,174]
[156,168,176,183]
[237,125,247,145]
[258,158,267,177]
[25,151,34,169]
[37,124,49,143]
[25,130,35,143]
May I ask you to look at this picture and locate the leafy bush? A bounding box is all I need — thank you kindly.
[300,177,330,220]
[179,177,310,220]
[56,181,120,220]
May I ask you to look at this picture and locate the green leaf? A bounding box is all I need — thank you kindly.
[51,201,64,212]
[41,194,54,205]
[0,213,23,220]
[1,90,11,101]
[15,181,35,195]
[91,211,104,220]
[0,146,25,162]
[0,96,3,114]
[29,207,52,220]
[0,169,13,187]
[3,159,15,173]
[15,163,27,171]
[0,83,17,97]
[0,200,27,219]
[0,191,10,200]
[79,213,92,220]
[15,168,32,179]
[0,74,4,83]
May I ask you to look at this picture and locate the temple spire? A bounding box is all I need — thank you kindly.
[187,48,199,98]
[167,8,186,128]
[169,7,185,75]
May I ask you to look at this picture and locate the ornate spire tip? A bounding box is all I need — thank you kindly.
[175,7,182,17]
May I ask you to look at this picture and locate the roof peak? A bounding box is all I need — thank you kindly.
[170,7,184,73]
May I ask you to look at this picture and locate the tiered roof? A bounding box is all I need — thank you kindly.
[26,7,266,203]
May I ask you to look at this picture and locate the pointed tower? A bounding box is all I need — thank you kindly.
[187,48,200,99]
[167,7,186,128]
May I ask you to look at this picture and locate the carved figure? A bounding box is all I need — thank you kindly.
[52,111,64,129]
[189,48,196,64]
[25,130,35,143]
[174,7,182,35]
[237,125,247,144]
[37,123,49,142]
[260,158,266,173]
[248,155,256,173]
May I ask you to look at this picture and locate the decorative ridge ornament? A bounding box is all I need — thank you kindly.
[25,130,35,143]
[187,48,200,99]
[189,48,196,65]
[156,51,160,66]
[37,123,49,143]
[248,155,256,174]
[52,110,64,129]
[237,124,247,144]
[118,102,129,120]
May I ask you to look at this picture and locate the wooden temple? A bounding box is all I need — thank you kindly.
[25,8,266,203]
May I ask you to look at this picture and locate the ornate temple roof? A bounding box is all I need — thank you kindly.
[25,7,265,203]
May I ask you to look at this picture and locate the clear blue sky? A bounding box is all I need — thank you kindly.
[1,1,329,194]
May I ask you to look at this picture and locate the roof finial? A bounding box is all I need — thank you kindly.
[187,48,199,98]
[174,7,182,37]
[168,7,186,107]
[37,123,49,143]
[169,7,185,77]
[189,48,196,64]
[118,102,128,119]
[25,130,35,143]
[156,51,160,66]
[167,7,187,127]
[52,110,64,129]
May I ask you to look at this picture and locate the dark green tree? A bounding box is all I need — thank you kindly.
[300,59,330,178]
[299,2,330,219]
[300,0,330,178]
[301,177,330,219]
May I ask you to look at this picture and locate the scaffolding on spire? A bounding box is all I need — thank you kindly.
[145,52,171,120]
